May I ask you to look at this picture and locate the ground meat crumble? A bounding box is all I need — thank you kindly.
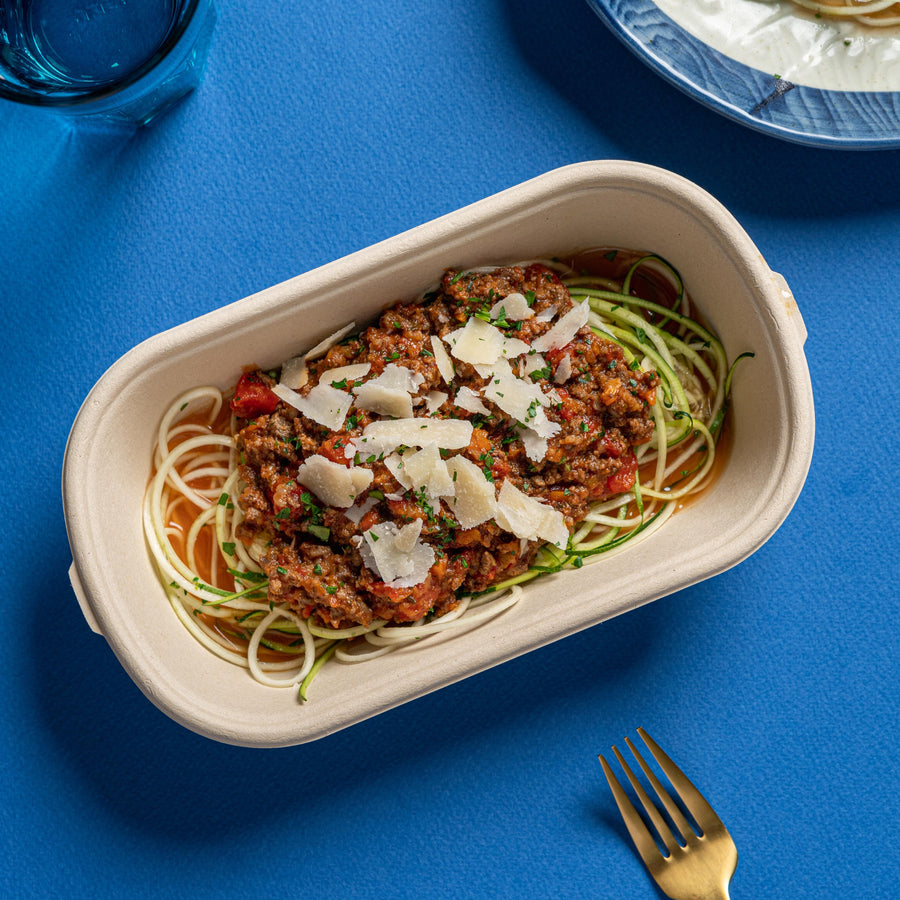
[231,263,659,630]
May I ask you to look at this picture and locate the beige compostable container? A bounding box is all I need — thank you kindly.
[63,161,815,747]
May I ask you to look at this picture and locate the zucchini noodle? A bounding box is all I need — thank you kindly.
[143,252,746,700]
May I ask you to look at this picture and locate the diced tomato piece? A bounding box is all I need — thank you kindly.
[230,373,279,418]
[358,509,380,532]
[467,427,492,459]
[318,437,350,465]
[606,451,638,494]
[602,432,625,458]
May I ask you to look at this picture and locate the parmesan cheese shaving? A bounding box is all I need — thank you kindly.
[344,417,473,460]
[444,317,529,367]
[366,363,425,393]
[554,354,573,384]
[343,495,377,524]
[278,322,358,390]
[430,334,455,384]
[482,367,560,441]
[516,425,549,464]
[353,383,413,419]
[445,456,497,529]
[321,362,371,385]
[352,363,424,420]
[272,382,352,431]
[454,386,490,417]
[532,300,589,353]
[423,390,448,415]
[304,322,357,361]
[501,335,531,359]
[494,479,568,549]
[444,317,503,366]
[295,455,373,508]
[522,351,548,376]
[386,444,455,501]
[278,356,308,390]
[357,519,435,587]
[490,292,533,321]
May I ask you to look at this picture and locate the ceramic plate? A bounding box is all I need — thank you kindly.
[586,0,900,148]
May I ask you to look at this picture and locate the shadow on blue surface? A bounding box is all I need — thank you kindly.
[33,511,701,847]
[500,0,900,217]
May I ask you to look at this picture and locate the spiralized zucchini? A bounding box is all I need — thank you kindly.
[143,253,747,700]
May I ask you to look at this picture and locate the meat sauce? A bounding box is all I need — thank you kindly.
[226,254,667,631]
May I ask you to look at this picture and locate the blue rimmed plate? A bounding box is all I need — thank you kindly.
[586,0,900,149]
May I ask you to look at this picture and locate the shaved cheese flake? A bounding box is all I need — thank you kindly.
[295,455,373,508]
[554,354,573,384]
[522,351,548,376]
[446,316,530,369]
[516,425,549,463]
[272,382,352,431]
[343,495,377,524]
[454,386,490,416]
[304,322,356,361]
[495,480,568,549]
[445,456,497,529]
[278,323,358,390]
[367,363,425,394]
[534,305,557,323]
[322,362,371,385]
[357,519,435,588]
[500,335,530,358]
[279,356,308,390]
[483,369,560,441]
[387,445,454,501]
[423,390,448,415]
[382,452,406,486]
[490,292,533,321]
[353,383,413,419]
[444,316,504,366]
[345,417,473,459]
[353,363,425,419]
[430,334,455,384]
[271,381,305,408]
[532,300,589,353]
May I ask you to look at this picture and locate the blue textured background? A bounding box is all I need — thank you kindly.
[2,1,899,898]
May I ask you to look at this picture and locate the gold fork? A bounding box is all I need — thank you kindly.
[599,728,738,900]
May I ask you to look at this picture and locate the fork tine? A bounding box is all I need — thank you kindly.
[624,735,696,842]
[636,727,727,835]
[611,744,682,854]
[598,753,667,865]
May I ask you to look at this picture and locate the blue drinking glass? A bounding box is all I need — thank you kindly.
[0,0,216,126]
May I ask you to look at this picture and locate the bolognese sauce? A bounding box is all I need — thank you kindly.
[231,262,659,630]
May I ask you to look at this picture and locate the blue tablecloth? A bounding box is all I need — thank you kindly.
[3,2,898,897]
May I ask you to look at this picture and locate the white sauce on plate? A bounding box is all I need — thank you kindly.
[654,0,900,91]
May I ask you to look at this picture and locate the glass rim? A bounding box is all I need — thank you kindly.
[0,0,208,108]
